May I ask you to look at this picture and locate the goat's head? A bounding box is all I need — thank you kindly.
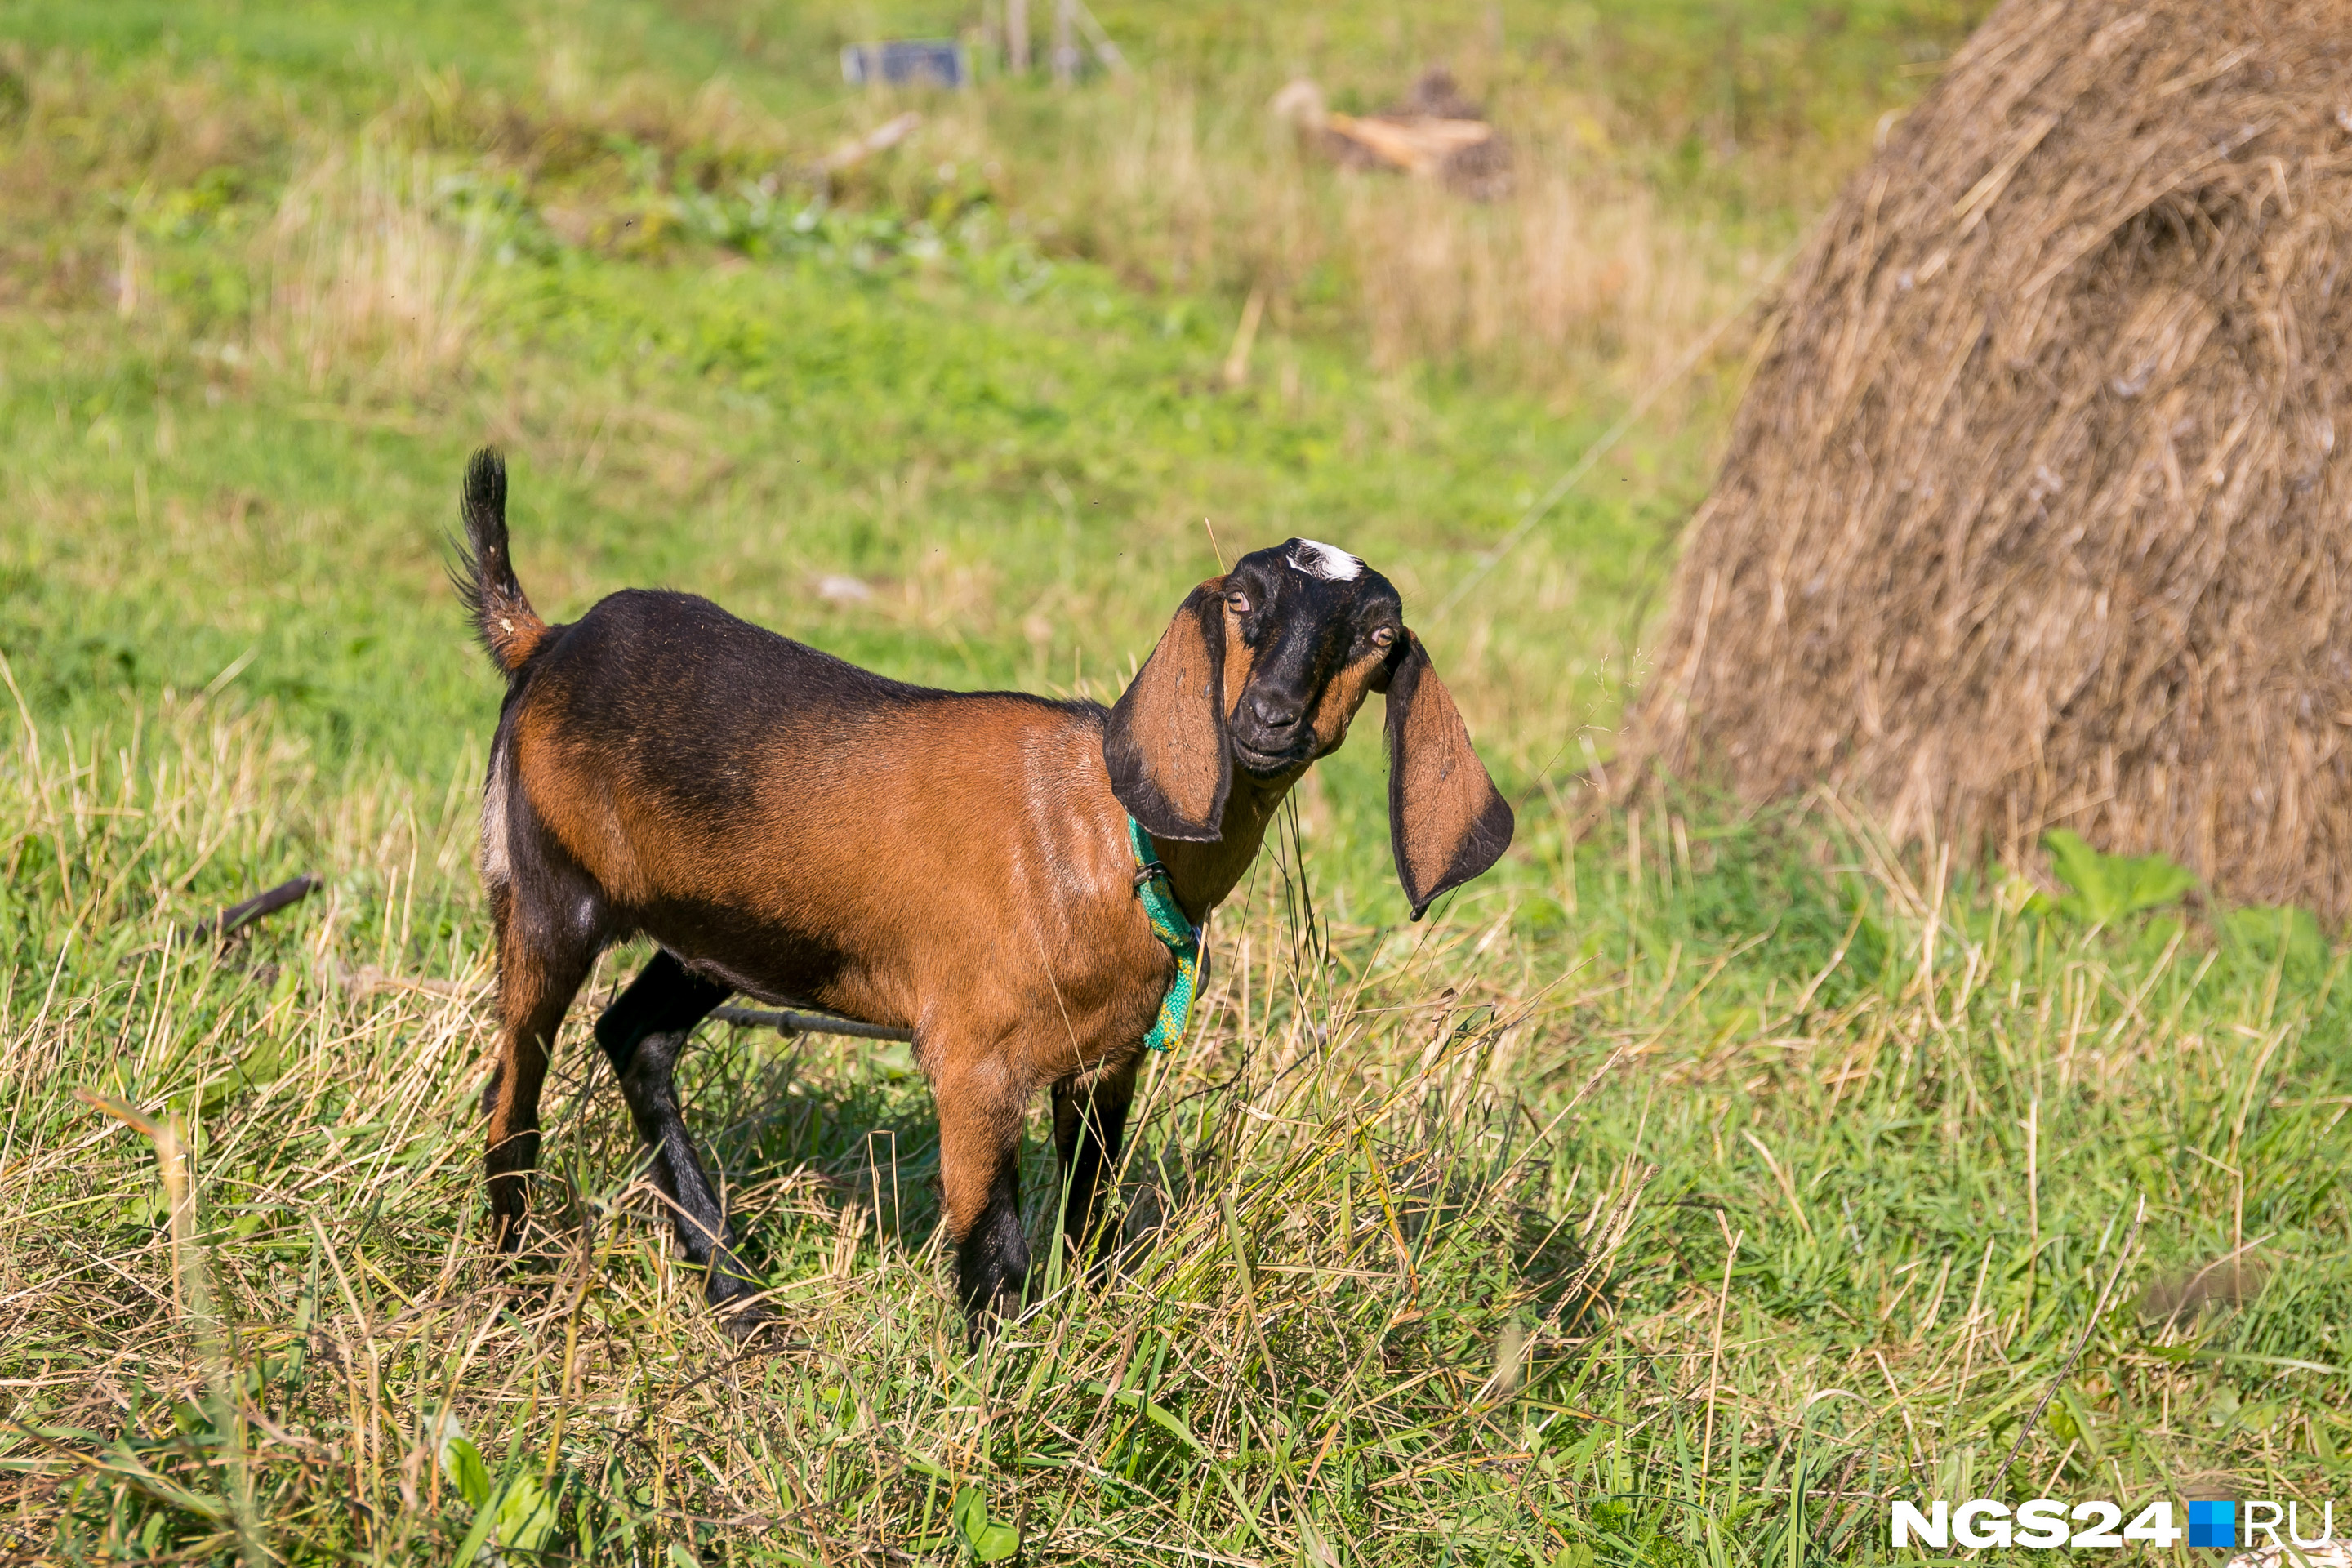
[1104,538,1514,918]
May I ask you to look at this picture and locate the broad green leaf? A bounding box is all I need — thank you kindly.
[493,1472,560,1553]
[2042,830,2195,924]
[951,1486,989,1545]
[439,1434,491,1512]
[971,1521,1022,1562]
[951,1486,1018,1561]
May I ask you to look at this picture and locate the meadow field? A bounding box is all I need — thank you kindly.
[3,2,2349,1563]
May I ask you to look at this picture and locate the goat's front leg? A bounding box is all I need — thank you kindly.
[934,1053,1031,1332]
[592,951,766,1325]
[1052,1054,1140,1277]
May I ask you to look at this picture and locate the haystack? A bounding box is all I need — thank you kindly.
[1628,0,2352,915]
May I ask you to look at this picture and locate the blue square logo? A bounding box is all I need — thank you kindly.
[2189,1499,2236,1549]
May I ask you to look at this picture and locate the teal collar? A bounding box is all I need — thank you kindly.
[1128,817,1202,1053]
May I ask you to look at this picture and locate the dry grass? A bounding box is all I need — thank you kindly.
[944,74,1765,391]
[0,702,1612,1562]
[6,691,2348,1564]
[405,42,1770,397]
[0,29,1771,399]
[0,54,484,397]
[1342,163,1740,381]
[251,142,487,395]
[1628,0,2352,914]
[0,49,290,315]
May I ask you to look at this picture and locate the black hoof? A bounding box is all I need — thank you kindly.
[715,1294,779,1340]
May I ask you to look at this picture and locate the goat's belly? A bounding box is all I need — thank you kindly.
[632,902,909,1031]
[628,903,827,999]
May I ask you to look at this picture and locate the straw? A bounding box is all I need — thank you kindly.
[1625,0,2352,913]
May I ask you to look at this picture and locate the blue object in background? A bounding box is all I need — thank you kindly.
[2188,1499,2235,1550]
[841,42,969,89]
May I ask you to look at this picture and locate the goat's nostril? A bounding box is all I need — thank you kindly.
[1251,695,1303,729]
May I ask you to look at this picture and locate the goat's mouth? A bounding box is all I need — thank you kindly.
[1230,734,1308,777]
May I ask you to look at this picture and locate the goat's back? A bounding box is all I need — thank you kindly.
[488,589,1150,1033]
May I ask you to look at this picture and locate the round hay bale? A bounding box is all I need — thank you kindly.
[1628,0,2352,915]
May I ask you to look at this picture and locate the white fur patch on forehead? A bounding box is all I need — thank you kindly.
[1287,538,1363,581]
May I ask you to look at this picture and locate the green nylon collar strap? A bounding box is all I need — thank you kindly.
[1127,817,1202,1053]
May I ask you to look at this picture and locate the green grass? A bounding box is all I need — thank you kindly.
[9,713,2350,1565]
[6,2,2349,1564]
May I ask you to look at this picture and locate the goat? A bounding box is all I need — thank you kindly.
[451,448,1512,1331]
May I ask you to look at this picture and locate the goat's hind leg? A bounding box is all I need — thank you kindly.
[483,906,597,1257]
[593,950,767,1324]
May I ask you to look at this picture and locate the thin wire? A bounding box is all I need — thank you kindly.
[1428,241,1803,624]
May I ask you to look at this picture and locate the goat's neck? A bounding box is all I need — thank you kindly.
[1147,773,1297,927]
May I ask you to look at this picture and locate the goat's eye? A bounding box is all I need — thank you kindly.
[1226,590,1252,614]
[1370,626,1398,648]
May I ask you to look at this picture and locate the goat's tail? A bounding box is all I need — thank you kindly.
[449,447,550,677]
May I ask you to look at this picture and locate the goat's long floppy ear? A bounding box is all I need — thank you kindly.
[1383,631,1513,920]
[1106,582,1232,841]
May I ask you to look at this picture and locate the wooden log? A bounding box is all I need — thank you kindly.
[710,1004,915,1043]
[193,873,320,944]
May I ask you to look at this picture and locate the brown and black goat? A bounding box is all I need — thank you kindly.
[451,448,1512,1331]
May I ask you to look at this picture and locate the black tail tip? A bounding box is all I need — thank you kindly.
[462,446,506,528]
